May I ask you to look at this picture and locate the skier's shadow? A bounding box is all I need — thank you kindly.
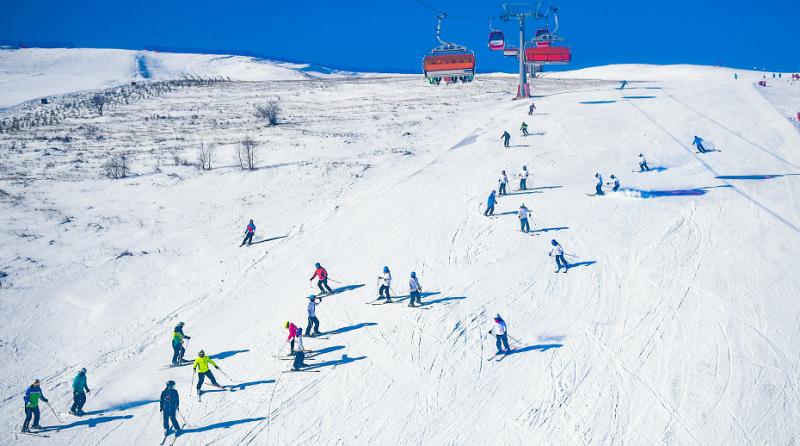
[249,235,288,245]
[567,260,596,269]
[177,417,266,435]
[84,399,157,415]
[419,295,466,307]
[391,291,440,303]
[41,415,134,431]
[507,343,563,355]
[329,284,365,295]
[210,349,250,360]
[504,190,542,196]
[303,353,367,371]
[306,345,345,358]
[531,226,569,234]
[320,322,377,337]
[492,211,518,216]
[235,379,275,390]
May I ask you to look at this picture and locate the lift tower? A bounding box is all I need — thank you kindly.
[501,3,547,98]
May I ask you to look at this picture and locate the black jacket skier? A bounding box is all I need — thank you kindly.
[160,381,181,435]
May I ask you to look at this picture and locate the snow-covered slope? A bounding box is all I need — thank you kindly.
[0,48,359,109]
[1,62,800,445]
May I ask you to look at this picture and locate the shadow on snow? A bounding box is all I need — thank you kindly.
[83,399,157,415]
[531,226,569,234]
[249,235,288,245]
[210,349,250,360]
[42,415,134,432]
[303,354,367,371]
[420,295,467,306]
[178,417,266,435]
[509,343,564,355]
[321,322,378,336]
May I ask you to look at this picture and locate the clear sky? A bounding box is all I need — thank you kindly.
[2,0,798,73]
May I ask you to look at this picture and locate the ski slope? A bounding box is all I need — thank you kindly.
[2,50,800,445]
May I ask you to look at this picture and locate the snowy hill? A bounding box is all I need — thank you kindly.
[2,53,800,445]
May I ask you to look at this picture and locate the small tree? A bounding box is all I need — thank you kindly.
[103,154,129,179]
[255,101,281,126]
[238,137,257,170]
[197,143,215,170]
[90,94,107,116]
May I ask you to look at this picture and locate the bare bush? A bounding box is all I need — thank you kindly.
[90,94,108,116]
[197,143,215,170]
[104,154,130,179]
[238,137,258,170]
[255,101,281,126]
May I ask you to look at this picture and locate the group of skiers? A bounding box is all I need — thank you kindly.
[20,368,91,434]
[593,172,620,195]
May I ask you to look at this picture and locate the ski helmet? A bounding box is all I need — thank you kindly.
[551,239,558,246]
[383,266,389,273]
[79,367,87,374]
[494,313,502,321]
[610,175,616,179]
[198,350,205,357]
[595,173,600,177]
[639,153,643,157]
[315,262,321,268]
[177,321,184,327]
[297,327,303,335]
[523,165,527,170]
[33,379,40,385]
[308,294,316,300]
[410,271,416,278]
[284,321,290,328]
[166,380,175,388]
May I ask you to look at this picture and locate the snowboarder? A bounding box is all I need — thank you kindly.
[489,314,511,355]
[520,122,530,136]
[549,239,569,273]
[501,131,511,148]
[484,190,497,217]
[377,266,392,302]
[518,204,531,233]
[70,368,90,416]
[594,173,604,195]
[285,321,298,354]
[160,380,181,436]
[306,295,321,336]
[528,102,536,115]
[240,219,256,247]
[519,165,529,191]
[638,153,650,172]
[619,80,628,89]
[309,262,333,295]
[22,379,49,432]
[498,170,509,196]
[293,328,306,371]
[193,350,224,393]
[171,322,191,366]
[408,271,423,307]
[607,175,620,192]
[692,135,709,153]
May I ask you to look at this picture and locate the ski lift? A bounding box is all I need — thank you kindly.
[488,18,505,51]
[422,14,476,84]
[503,46,519,57]
[524,9,571,64]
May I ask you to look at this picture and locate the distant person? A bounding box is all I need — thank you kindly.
[734,73,738,80]
[408,272,423,307]
[22,379,49,432]
[489,314,511,355]
[293,327,306,371]
[692,135,709,153]
[501,131,511,148]
[484,190,497,217]
[377,266,392,302]
[240,219,256,247]
[159,380,181,436]
[608,175,620,192]
[518,204,531,233]
[594,173,604,195]
[619,80,628,89]
[638,153,650,172]
[70,368,90,416]
[284,321,298,353]
[498,170,509,196]
[528,102,536,115]
[309,263,333,295]
[171,322,191,366]
[519,165,529,190]
[306,295,322,336]
[549,239,569,273]
[520,122,530,136]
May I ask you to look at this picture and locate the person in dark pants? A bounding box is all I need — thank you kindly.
[518,204,531,233]
[501,131,511,148]
[608,175,620,192]
[293,328,306,371]
[240,219,256,246]
[22,379,48,432]
[193,350,224,393]
[70,368,90,416]
[549,239,569,273]
[498,170,509,196]
[285,321,298,353]
[528,102,536,115]
[484,190,497,217]
[160,380,181,436]
[638,153,650,172]
[309,263,333,295]
[306,295,321,336]
[171,322,191,366]
[594,173,604,195]
[692,135,708,153]
[520,122,529,136]
[408,272,423,307]
[377,266,392,302]
[489,314,511,355]
[519,165,529,191]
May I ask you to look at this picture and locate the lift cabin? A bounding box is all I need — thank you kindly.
[423,14,476,85]
[488,30,505,51]
[525,27,571,64]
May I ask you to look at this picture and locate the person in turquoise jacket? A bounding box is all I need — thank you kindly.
[22,379,49,432]
[70,368,90,416]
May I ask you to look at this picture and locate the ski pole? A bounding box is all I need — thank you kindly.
[508,335,523,346]
[45,401,62,423]
[189,372,195,396]
[177,409,194,428]
[216,368,235,382]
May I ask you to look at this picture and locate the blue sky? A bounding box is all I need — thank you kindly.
[2,0,798,73]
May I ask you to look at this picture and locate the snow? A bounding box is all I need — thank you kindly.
[2,49,800,445]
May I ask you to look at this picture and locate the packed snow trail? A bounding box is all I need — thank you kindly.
[2,57,800,445]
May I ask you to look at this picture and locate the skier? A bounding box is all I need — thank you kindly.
[160,380,181,436]
[284,321,298,354]
[306,295,321,336]
[520,122,530,136]
[518,204,531,233]
[498,170,509,196]
[608,175,620,192]
[484,190,497,217]
[501,131,511,148]
[240,219,256,247]
[22,379,49,433]
[549,239,569,273]
[309,262,333,295]
[619,80,628,89]
[377,266,392,302]
[489,314,511,355]
[193,350,224,393]
[408,271,423,307]
[638,153,650,172]
[692,135,709,153]
[171,322,191,366]
[519,165,529,191]
[293,328,306,371]
[594,173,604,195]
[70,368,90,416]
[528,102,536,115]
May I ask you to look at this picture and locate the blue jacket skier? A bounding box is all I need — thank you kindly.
[692,135,708,153]
[160,380,180,436]
[240,219,256,246]
[501,131,511,148]
[484,190,497,217]
[594,173,604,195]
[22,379,49,432]
[70,368,90,416]
[619,80,628,89]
